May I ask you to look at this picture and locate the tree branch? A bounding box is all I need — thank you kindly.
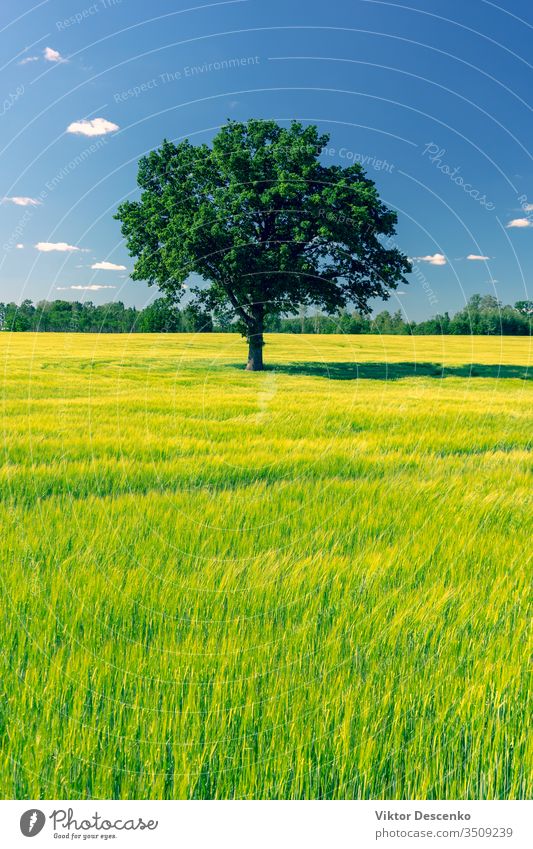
[223,284,254,326]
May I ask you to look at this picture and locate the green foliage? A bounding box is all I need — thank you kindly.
[137,298,182,332]
[445,295,531,336]
[1,293,530,336]
[0,299,139,333]
[114,119,410,360]
[514,300,533,316]
[181,303,214,333]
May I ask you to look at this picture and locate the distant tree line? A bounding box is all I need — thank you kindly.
[0,294,531,335]
[270,295,532,336]
[0,299,213,333]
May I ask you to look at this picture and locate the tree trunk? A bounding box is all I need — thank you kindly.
[246,332,264,371]
[244,305,265,371]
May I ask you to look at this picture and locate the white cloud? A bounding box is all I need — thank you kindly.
[91,261,127,271]
[44,46,66,63]
[57,285,116,291]
[396,290,407,295]
[19,55,39,65]
[2,196,42,206]
[466,254,490,261]
[35,241,80,252]
[66,117,119,137]
[413,253,447,266]
[16,243,24,249]
[506,217,533,228]
[522,204,533,212]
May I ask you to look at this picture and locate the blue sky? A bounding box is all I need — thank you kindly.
[1,0,531,320]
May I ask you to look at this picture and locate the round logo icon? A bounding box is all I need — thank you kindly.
[20,810,46,837]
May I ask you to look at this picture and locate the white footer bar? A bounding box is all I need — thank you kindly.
[1,799,531,848]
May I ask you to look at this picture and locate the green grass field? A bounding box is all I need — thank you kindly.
[0,332,531,799]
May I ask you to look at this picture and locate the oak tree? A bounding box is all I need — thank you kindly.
[115,120,410,369]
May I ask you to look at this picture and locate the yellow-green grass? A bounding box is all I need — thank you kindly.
[0,332,531,799]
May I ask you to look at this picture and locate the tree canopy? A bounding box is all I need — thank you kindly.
[115,119,411,368]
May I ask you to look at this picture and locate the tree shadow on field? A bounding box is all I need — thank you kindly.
[259,362,531,380]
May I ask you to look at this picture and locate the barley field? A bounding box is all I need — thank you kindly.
[0,332,531,799]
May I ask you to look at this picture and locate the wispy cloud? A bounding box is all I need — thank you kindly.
[91,261,127,271]
[16,243,24,249]
[506,217,533,228]
[36,241,81,252]
[466,254,490,261]
[44,46,66,63]
[2,196,42,206]
[56,285,116,291]
[19,47,67,65]
[413,253,447,266]
[66,118,119,137]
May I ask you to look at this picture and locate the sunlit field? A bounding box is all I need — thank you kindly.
[0,332,531,799]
